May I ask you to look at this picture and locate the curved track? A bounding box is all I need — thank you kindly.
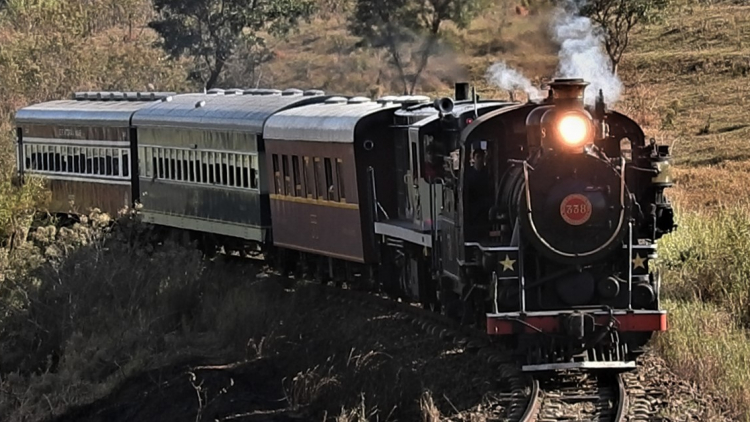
[241,259,641,421]
[302,281,635,422]
[521,372,628,422]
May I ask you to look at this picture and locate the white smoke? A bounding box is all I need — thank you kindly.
[552,1,622,105]
[485,61,544,101]
[484,1,622,106]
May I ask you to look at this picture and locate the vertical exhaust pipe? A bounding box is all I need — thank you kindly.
[454,82,470,101]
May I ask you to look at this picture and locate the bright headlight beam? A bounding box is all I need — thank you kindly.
[558,114,589,147]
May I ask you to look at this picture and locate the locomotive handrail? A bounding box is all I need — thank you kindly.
[522,157,627,258]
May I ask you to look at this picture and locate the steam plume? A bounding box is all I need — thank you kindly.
[485,1,623,106]
[485,61,543,101]
[552,1,622,105]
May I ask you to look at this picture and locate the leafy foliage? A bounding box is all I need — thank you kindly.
[577,0,671,74]
[149,0,316,89]
[349,0,483,94]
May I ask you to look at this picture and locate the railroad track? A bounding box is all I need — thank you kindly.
[235,261,648,421]
[314,281,646,422]
[520,372,627,422]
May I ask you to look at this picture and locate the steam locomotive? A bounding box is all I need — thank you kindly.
[14,79,675,371]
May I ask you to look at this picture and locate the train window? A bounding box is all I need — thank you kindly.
[303,157,312,198]
[169,150,176,180]
[54,147,62,172]
[175,150,182,180]
[282,155,291,196]
[220,153,225,184]
[241,155,250,188]
[336,158,346,202]
[188,151,195,182]
[203,151,210,183]
[324,158,335,201]
[159,149,165,179]
[209,152,216,184]
[161,149,167,179]
[196,152,202,183]
[235,155,242,187]
[228,154,235,187]
[105,149,112,175]
[250,155,258,189]
[314,157,324,200]
[184,150,190,181]
[272,154,281,194]
[235,155,243,188]
[292,156,301,197]
[94,149,100,175]
[206,152,213,184]
[86,148,94,174]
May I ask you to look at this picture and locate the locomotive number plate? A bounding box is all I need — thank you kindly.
[560,194,592,226]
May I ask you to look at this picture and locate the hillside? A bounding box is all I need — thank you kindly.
[1,0,750,420]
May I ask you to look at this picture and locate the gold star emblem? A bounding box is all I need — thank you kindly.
[632,253,646,270]
[500,254,516,272]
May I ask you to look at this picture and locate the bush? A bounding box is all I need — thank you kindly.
[659,204,750,325]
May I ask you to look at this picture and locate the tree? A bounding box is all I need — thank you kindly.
[149,0,315,89]
[577,0,669,75]
[349,0,482,94]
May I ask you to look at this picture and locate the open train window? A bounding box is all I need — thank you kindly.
[209,152,216,184]
[250,155,258,189]
[182,151,189,181]
[188,151,195,182]
[241,155,249,188]
[282,155,291,196]
[336,159,346,202]
[228,154,236,187]
[314,157,324,200]
[272,154,281,194]
[324,158,335,201]
[292,156,301,197]
[303,156,312,198]
[175,150,183,181]
[170,151,176,180]
[221,153,228,186]
[235,155,243,188]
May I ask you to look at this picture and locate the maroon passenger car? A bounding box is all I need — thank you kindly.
[263,97,399,267]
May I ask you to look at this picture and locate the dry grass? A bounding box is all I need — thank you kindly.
[2,0,750,420]
[655,300,750,420]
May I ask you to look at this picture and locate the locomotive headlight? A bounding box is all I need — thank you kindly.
[558,114,592,147]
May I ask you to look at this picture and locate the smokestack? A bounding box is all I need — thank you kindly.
[549,78,588,109]
[454,82,470,101]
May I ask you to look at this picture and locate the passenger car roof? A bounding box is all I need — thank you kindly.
[131,93,329,133]
[264,99,400,143]
[15,99,158,127]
